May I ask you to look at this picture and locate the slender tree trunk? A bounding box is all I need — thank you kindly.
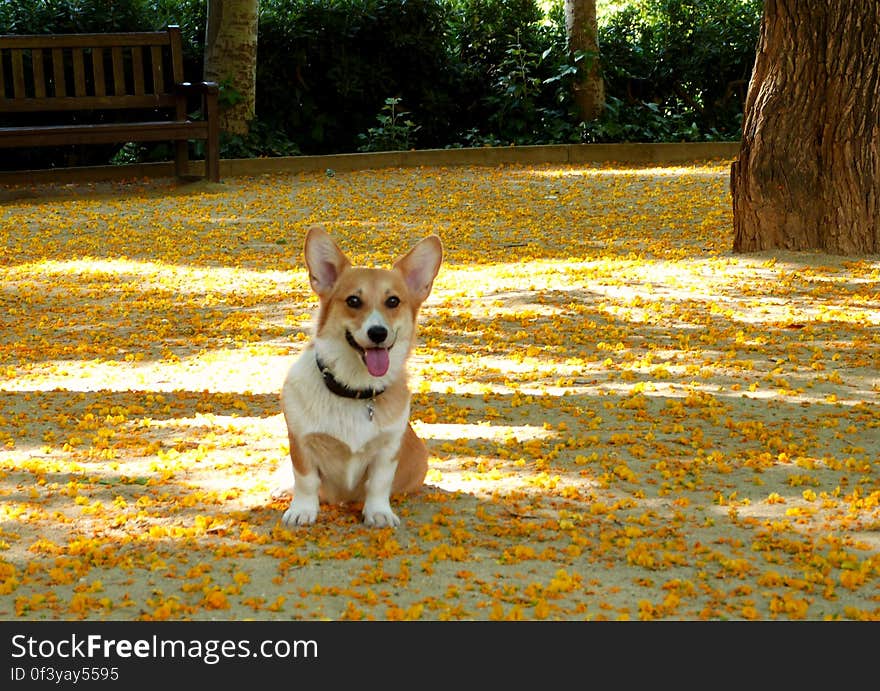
[203,0,259,136]
[565,0,604,122]
[731,1,880,254]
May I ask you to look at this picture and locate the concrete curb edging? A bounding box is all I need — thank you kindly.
[0,141,740,185]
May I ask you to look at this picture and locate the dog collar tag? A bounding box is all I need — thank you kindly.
[366,399,375,422]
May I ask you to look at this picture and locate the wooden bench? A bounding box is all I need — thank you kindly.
[0,25,220,182]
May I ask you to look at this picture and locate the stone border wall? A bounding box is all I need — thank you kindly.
[0,141,740,185]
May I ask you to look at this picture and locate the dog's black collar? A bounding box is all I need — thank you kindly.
[315,354,385,400]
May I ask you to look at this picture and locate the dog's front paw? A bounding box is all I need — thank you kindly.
[363,500,400,528]
[364,510,400,527]
[271,484,294,500]
[282,497,319,527]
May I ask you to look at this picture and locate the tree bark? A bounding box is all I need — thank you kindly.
[731,1,880,255]
[203,0,259,136]
[565,0,604,122]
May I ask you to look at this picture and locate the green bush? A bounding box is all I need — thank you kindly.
[442,0,582,146]
[258,0,458,154]
[357,97,422,152]
[0,0,150,33]
[446,0,547,140]
[593,0,762,141]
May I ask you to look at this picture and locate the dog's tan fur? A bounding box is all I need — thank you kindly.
[279,225,442,527]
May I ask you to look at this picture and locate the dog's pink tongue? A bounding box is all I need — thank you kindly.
[364,348,390,377]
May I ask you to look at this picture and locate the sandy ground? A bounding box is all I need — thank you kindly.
[0,160,878,621]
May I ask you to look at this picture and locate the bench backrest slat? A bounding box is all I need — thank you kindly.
[131,46,145,96]
[52,48,66,98]
[11,49,25,97]
[32,49,45,97]
[92,46,105,97]
[151,45,163,95]
[72,47,86,97]
[111,46,124,96]
[0,27,187,113]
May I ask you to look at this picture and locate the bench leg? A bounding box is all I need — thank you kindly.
[205,143,220,183]
[174,141,189,178]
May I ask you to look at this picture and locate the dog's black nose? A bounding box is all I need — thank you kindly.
[367,325,388,344]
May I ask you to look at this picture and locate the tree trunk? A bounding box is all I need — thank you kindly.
[203,0,259,136]
[565,0,604,122]
[731,1,880,255]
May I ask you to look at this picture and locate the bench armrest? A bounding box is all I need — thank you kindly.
[176,81,220,97]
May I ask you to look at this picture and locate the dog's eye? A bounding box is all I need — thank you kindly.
[385,296,400,308]
[345,295,362,309]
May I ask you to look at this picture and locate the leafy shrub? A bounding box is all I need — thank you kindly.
[258,0,457,154]
[0,0,152,33]
[471,1,588,146]
[445,0,566,145]
[594,0,761,141]
[357,97,421,152]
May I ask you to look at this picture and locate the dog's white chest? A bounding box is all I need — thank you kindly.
[317,400,385,452]
[281,354,407,500]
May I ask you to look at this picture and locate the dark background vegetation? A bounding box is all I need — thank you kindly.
[0,0,761,169]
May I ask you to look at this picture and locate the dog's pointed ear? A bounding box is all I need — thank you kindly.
[394,235,443,304]
[304,225,350,297]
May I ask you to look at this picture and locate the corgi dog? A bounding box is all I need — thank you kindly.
[279,225,442,527]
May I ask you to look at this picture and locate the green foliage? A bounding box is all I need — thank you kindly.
[0,0,763,166]
[218,119,301,159]
[584,96,704,143]
[216,78,244,111]
[150,0,208,66]
[448,0,545,69]
[258,0,456,154]
[473,28,582,145]
[0,0,151,33]
[595,0,762,141]
[446,0,570,145]
[357,97,421,152]
[0,0,207,93]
